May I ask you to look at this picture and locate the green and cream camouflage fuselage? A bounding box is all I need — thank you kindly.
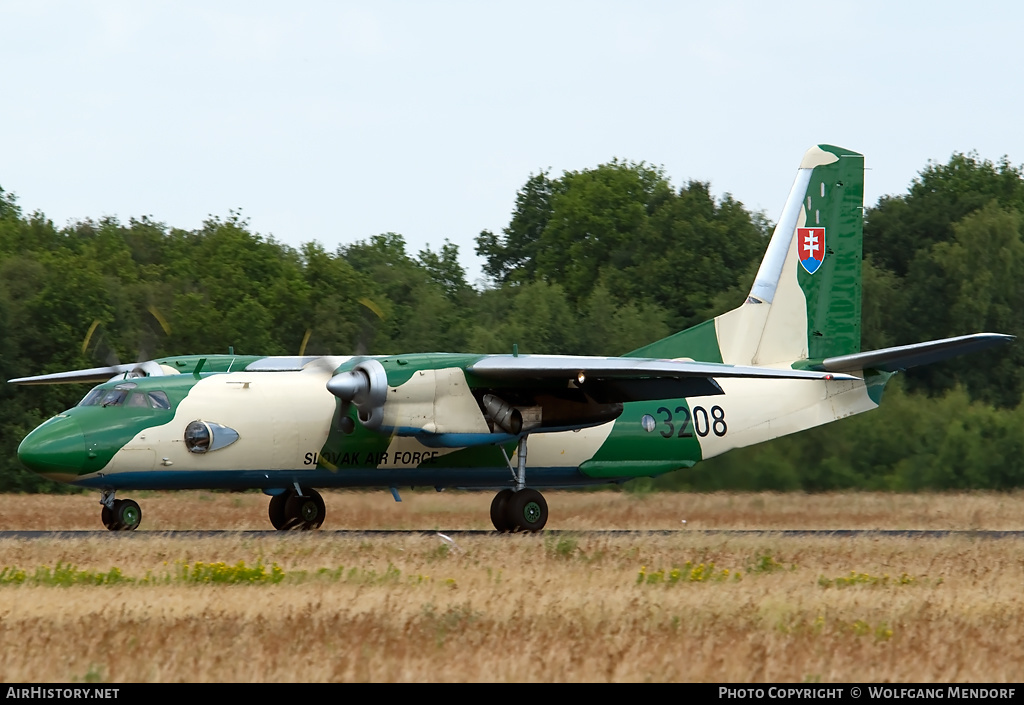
[17,144,894,493]
[22,354,879,492]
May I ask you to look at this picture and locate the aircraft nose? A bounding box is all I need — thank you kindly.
[18,416,87,479]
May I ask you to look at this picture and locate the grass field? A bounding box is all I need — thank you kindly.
[1,490,1023,682]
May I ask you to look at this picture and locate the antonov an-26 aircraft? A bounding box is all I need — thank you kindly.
[10,145,1012,532]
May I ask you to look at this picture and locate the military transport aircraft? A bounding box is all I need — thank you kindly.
[9,145,1012,532]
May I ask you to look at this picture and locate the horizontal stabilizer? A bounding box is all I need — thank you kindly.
[816,333,1014,373]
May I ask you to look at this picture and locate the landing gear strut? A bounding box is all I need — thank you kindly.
[100,491,142,531]
[268,486,326,530]
[490,435,549,532]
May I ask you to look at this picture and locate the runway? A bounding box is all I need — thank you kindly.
[2,529,1023,539]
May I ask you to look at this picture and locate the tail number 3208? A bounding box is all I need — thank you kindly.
[651,405,727,438]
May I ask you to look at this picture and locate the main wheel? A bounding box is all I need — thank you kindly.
[268,492,290,530]
[114,499,142,531]
[490,489,515,532]
[101,502,120,531]
[505,488,548,533]
[284,489,326,530]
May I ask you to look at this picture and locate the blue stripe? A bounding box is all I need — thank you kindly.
[71,466,626,491]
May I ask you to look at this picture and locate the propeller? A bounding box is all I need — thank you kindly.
[79,306,172,382]
[81,319,121,367]
[354,297,386,356]
[298,298,388,434]
[326,359,388,433]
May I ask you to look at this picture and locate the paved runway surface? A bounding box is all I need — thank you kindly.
[2,529,1023,539]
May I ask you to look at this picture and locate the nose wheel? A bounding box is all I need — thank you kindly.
[268,487,326,530]
[100,493,142,531]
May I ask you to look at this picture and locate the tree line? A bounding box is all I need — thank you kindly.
[2,151,1023,492]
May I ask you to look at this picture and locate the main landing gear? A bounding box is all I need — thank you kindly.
[100,491,142,531]
[268,486,326,530]
[490,487,548,532]
[490,435,549,533]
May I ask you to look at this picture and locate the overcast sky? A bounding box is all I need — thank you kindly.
[3,1,1022,285]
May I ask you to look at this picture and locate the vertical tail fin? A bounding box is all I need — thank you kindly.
[629,145,864,367]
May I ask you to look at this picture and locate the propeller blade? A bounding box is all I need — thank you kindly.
[8,364,145,386]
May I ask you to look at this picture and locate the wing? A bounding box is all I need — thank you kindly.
[7,354,289,386]
[7,363,162,386]
[325,353,857,445]
[467,354,856,402]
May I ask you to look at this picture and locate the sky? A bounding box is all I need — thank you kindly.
[3,1,1023,286]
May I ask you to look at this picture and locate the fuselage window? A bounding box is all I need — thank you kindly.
[148,391,171,410]
[184,421,211,453]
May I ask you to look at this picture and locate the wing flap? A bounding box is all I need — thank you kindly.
[468,354,856,380]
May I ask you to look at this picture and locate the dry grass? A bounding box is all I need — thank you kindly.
[2,488,1024,531]
[1,491,1023,682]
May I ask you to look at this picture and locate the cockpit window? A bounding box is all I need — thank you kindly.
[77,382,142,408]
[126,393,150,408]
[78,388,105,407]
[126,391,171,409]
[100,389,130,407]
[77,384,169,409]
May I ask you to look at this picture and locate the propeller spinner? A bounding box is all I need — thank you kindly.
[326,359,388,433]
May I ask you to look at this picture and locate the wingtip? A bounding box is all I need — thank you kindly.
[977,332,1015,345]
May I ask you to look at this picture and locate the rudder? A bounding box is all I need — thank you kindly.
[629,145,864,367]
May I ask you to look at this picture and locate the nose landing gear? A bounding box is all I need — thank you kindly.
[268,486,326,530]
[100,491,142,531]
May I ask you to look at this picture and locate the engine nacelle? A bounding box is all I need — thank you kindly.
[331,363,503,443]
[327,359,388,430]
[329,364,554,445]
[482,394,541,435]
[482,393,522,434]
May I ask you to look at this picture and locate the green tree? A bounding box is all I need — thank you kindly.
[861,152,1024,405]
[864,152,1024,277]
[904,203,1024,405]
[578,283,671,355]
[418,239,470,301]
[297,241,373,354]
[533,160,671,302]
[476,163,767,329]
[476,171,560,283]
